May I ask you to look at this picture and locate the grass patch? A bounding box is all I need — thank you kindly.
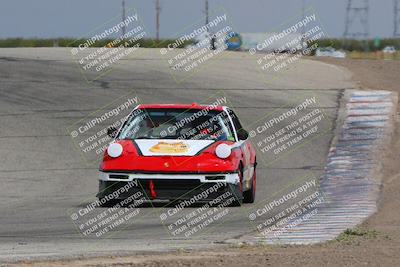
[0,38,191,48]
[336,227,378,243]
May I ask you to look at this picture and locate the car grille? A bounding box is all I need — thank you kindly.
[137,179,202,190]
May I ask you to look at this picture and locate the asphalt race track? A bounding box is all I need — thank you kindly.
[0,48,355,261]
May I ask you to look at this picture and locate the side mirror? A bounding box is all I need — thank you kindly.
[107,126,118,138]
[237,129,249,140]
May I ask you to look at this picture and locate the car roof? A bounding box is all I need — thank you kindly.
[137,103,226,111]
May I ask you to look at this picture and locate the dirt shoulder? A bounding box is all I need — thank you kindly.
[9,58,400,267]
[315,58,400,92]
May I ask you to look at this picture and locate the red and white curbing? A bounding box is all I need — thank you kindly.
[256,90,398,244]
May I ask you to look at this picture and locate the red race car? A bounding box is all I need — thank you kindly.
[98,103,256,206]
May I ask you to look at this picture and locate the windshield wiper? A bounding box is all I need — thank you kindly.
[134,136,160,139]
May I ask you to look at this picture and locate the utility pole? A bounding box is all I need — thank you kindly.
[395,0,400,37]
[204,0,215,49]
[301,0,306,50]
[156,0,161,41]
[343,0,369,51]
[122,0,126,37]
[205,0,209,26]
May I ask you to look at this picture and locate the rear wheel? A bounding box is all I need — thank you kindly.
[243,164,256,203]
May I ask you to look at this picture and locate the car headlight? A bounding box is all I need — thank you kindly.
[215,143,231,159]
[107,143,123,158]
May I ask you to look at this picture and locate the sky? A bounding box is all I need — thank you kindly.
[0,0,396,39]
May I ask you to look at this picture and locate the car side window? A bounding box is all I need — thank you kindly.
[227,109,243,131]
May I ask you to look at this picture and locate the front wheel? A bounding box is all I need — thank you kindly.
[243,164,256,203]
[230,186,243,206]
[98,198,119,207]
[230,167,244,206]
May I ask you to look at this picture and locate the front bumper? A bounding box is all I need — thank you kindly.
[97,171,241,201]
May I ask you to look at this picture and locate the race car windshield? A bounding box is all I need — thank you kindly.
[117,108,235,141]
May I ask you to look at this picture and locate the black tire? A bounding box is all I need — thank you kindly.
[243,164,256,203]
[231,189,243,206]
[98,198,120,208]
[231,193,243,206]
[230,167,243,207]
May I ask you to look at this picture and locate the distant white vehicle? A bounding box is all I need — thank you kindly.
[315,47,346,58]
[382,46,396,54]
